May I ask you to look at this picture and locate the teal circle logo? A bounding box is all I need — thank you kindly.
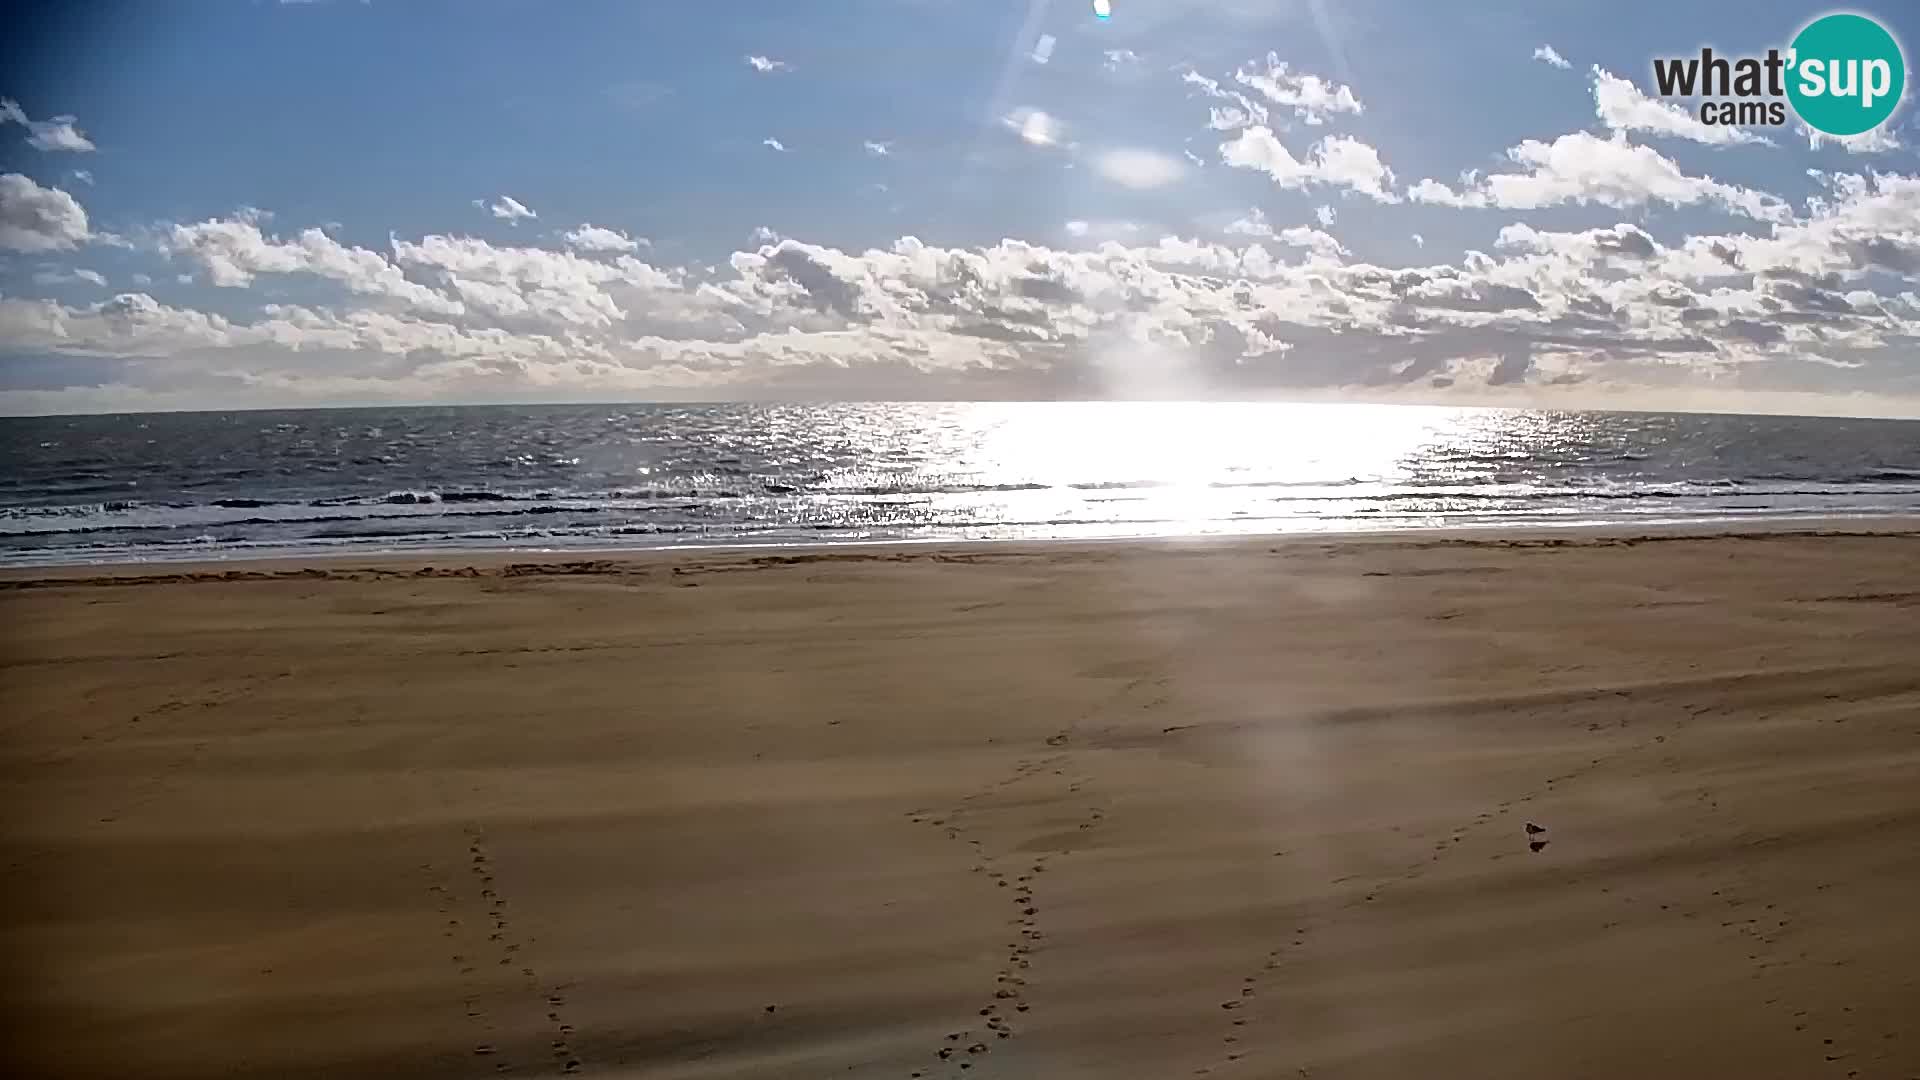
[1787,13,1905,136]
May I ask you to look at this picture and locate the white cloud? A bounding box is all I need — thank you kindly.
[1797,119,1904,154]
[1224,208,1275,238]
[1217,211,1348,258]
[1315,204,1336,227]
[1277,225,1348,259]
[1591,67,1770,146]
[1533,45,1571,70]
[389,232,685,330]
[476,195,536,223]
[1232,52,1363,125]
[0,172,91,252]
[0,292,237,358]
[130,272,152,286]
[864,140,893,157]
[1495,221,1659,260]
[1409,131,1789,221]
[15,173,1920,412]
[1653,171,1920,283]
[0,98,96,152]
[32,267,107,287]
[1104,49,1141,71]
[165,216,464,314]
[762,137,789,152]
[1093,147,1186,189]
[562,224,644,253]
[1183,70,1269,131]
[746,55,791,74]
[70,169,94,186]
[1221,128,1398,201]
[1412,233,1425,248]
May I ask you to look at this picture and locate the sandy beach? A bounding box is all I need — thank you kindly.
[3,529,1919,1079]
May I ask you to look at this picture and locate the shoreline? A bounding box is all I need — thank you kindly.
[4,513,1919,585]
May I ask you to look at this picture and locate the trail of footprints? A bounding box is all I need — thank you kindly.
[1528,696,1882,1076]
[1577,739,1882,1078]
[1192,696,1701,1075]
[904,726,1109,1076]
[1194,919,1317,1076]
[433,827,583,1075]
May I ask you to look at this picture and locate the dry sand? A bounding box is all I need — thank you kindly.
[3,530,1919,1079]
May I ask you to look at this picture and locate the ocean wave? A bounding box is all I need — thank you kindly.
[8,479,1920,528]
[0,500,185,519]
[821,481,1053,496]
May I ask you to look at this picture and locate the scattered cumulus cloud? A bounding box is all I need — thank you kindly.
[16,32,1920,414]
[164,215,464,314]
[70,169,94,186]
[1231,52,1363,125]
[1408,131,1788,220]
[12,169,1920,412]
[32,267,107,287]
[1797,119,1904,154]
[562,224,643,253]
[475,195,537,223]
[1533,45,1571,69]
[1184,70,1269,131]
[1591,67,1771,146]
[762,137,789,152]
[1276,225,1348,259]
[1224,208,1275,238]
[1221,128,1398,202]
[0,98,96,152]
[0,172,92,252]
[1222,208,1344,257]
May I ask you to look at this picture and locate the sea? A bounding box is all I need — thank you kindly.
[2,402,1917,566]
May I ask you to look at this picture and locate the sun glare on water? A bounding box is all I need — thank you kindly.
[960,401,1473,537]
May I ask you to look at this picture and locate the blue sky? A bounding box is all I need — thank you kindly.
[2,0,1919,414]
